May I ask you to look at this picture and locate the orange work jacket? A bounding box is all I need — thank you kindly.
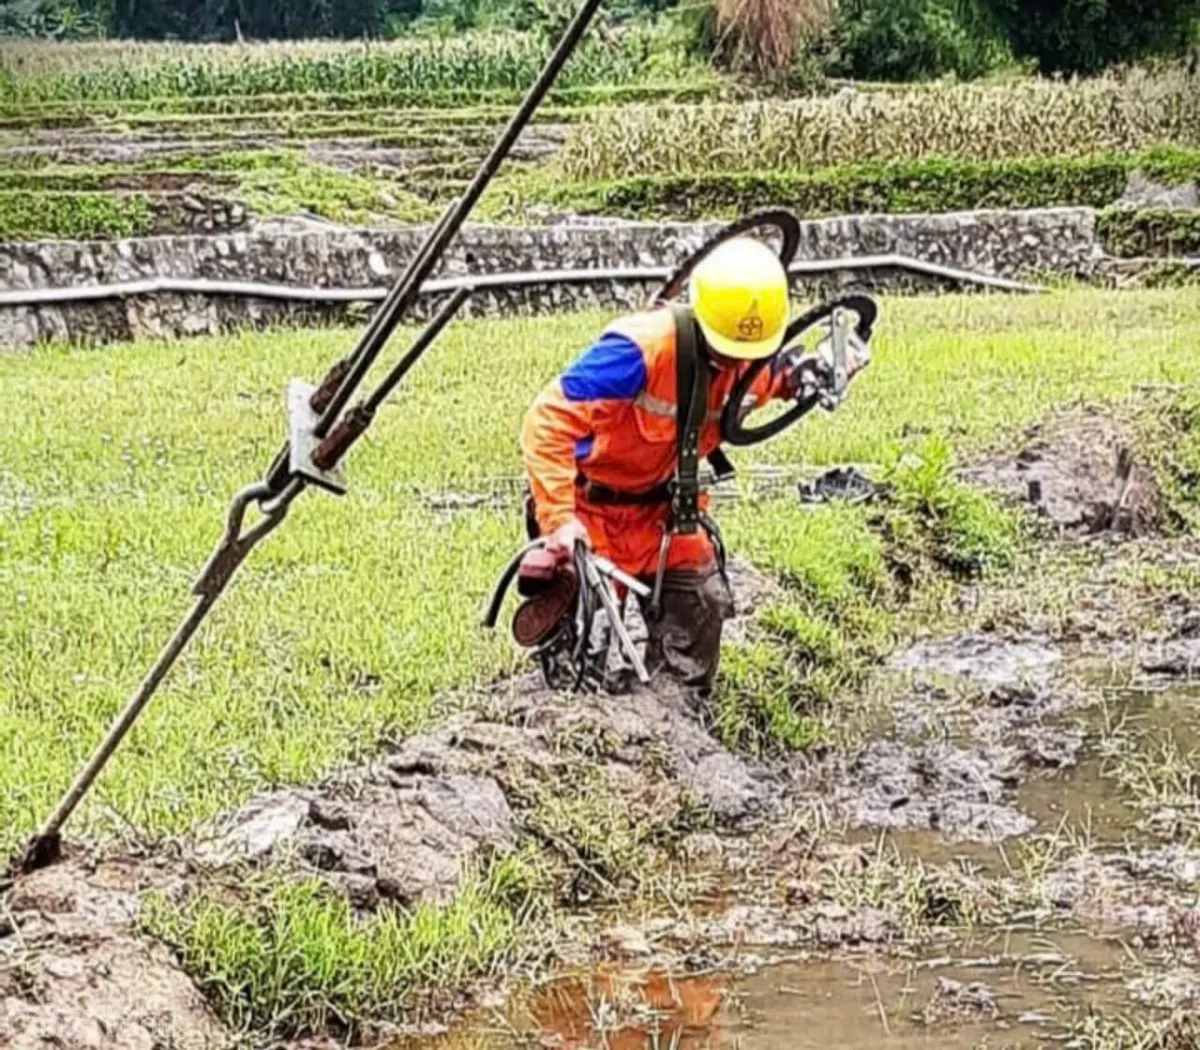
[521,307,788,537]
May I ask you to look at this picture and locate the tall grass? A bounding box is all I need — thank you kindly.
[558,66,1200,178]
[712,0,835,77]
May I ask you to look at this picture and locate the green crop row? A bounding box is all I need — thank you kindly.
[502,148,1200,222]
[0,30,714,107]
[0,82,730,124]
[0,146,450,238]
[0,191,154,241]
[0,169,109,192]
[8,151,1198,241]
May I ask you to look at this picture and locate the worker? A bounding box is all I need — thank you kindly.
[520,237,867,692]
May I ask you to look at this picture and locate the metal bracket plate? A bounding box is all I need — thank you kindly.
[288,379,347,495]
[830,307,849,399]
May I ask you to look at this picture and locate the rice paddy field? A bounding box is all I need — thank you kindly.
[2,288,1200,1046]
[2,288,1198,857]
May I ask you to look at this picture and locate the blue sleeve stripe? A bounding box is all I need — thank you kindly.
[560,332,647,402]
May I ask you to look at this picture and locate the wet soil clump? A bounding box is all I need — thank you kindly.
[962,408,1163,535]
[0,860,226,1050]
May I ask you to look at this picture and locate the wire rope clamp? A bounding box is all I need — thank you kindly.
[288,379,347,496]
[818,307,870,412]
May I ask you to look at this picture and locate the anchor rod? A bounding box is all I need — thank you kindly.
[13,0,605,876]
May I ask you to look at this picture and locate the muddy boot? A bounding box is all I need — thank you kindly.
[641,569,734,693]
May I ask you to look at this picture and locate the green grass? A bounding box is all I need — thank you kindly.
[712,443,1023,756]
[2,290,1200,860]
[141,854,540,1039]
[1065,1011,1200,1049]
[886,435,1022,578]
[1139,390,1200,533]
[0,189,153,240]
[231,152,439,225]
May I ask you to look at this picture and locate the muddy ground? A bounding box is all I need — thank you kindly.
[3,409,1199,1050]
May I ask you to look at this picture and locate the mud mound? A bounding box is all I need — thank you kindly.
[189,559,779,907]
[197,673,775,908]
[0,860,225,1050]
[1140,637,1200,677]
[851,635,1084,841]
[838,737,1036,840]
[890,634,1062,689]
[195,767,517,907]
[962,409,1162,534]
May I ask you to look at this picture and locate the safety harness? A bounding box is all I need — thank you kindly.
[653,305,730,613]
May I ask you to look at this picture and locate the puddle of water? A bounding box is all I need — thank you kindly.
[1017,746,1140,847]
[1016,684,1200,846]
[730,930,1127,1050]
[512,969,728,1049]
[399,678,1200,1050]
[407,931,1131,1050]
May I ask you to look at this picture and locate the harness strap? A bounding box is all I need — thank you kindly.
[670,304,706,535]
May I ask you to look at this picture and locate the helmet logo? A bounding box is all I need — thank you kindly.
[737,300,764,342]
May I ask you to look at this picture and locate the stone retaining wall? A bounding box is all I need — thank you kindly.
[0,208,1101,350]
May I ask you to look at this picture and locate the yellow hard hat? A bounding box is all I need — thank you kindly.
[689,237,789,361]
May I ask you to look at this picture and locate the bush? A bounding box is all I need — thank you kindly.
[0,191,152,240]
[826,0,1014,81]
[0,0,105,39]
[1098,206,1200,258]
[527,149,1200,221]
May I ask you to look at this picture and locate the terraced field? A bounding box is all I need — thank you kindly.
[3,39,1198,243]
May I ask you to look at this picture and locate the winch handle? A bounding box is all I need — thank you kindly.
[721,293,878,448]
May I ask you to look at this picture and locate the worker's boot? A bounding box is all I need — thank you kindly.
[642,569,734,694]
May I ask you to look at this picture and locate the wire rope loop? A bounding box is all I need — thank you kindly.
[194,479,305,602]
[653,210,802,307]
[721,293,879,448]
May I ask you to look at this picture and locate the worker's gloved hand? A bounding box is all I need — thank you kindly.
[824,332,872,382]
[781,338,872,397]
[546,517,591,557]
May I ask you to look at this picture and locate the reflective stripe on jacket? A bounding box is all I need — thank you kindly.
[521,307,788,536]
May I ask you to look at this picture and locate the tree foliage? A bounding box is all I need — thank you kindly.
[827,0,1198,79]
[0,0,105,37]
[990,0,1200,74]
[0,0,1196,80]
[826,0,1013,80]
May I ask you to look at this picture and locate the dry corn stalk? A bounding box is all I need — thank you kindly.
[558,66,1200,179]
